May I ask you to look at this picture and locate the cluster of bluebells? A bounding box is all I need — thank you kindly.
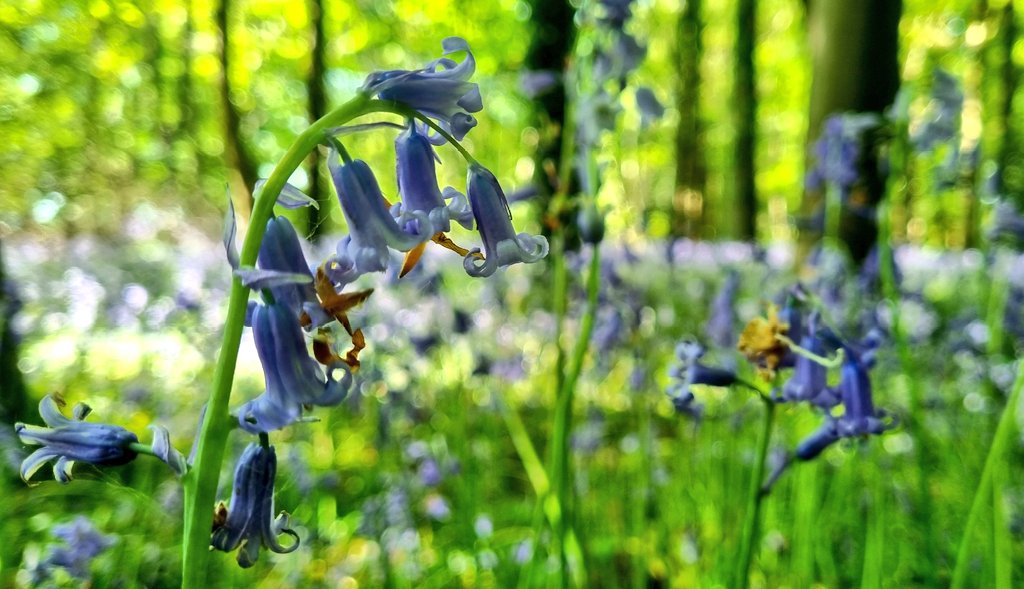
[665,284,895,483]
[24,516,115,585]
[14,37,547,570]
[805,112,883,215]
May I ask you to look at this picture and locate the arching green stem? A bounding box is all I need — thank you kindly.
[180,94,374,588]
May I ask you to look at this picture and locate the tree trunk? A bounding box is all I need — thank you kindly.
[734,0,757,241]
[306,0,330,240]
[799,0,902,266]
[0,239,28,425]
[996,2,1020,206]
[216,0,258,218]
[525,0,576,236]
[673,0,707,239]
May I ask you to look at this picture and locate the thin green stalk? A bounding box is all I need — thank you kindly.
[733,398,775,589]
[951,357,1024,588]
[994,464,1012,589]
[549,243,601,589]
[180,94,372,588]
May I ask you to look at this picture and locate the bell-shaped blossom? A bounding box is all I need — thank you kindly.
[15,395,139,484]
[236,302,352,433]
[462,163,548,277]
[777,313,837,409]
[236,216,332,327]
[794,347,893,460]
[361,37,482,141]
[394,123,474,235]
[329,150,432,283]
[988,199,1024,246]
[913,69,963,153]
[704,270,739,349]
[211,443,298,568]
[665,340,738,405]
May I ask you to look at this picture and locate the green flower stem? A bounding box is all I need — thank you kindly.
[951,356,1024,588]
[180,94,372,589]
[549,242,601,589]
[733,397,775,589]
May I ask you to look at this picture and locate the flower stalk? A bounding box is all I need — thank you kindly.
[180,94,373,588]
[733,396,775,589]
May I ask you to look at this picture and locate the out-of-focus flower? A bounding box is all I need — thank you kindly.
[705,270,739,349]
[776,313,838,409]
[519,70,560,99]
[666,341,736,415]
[807,113,882,207]
[329,150,433,283]
[463,164,548,277]
[634,86,665,129]
[394,122,474,235]
[33,516,115,581]
[988,200,1024,247]
[738,305,791,378]
[795,347,894,460]
[913,69,963,153]
[211,443,298,568]
[236,302,352,433]
[361,37,482,141]
[16,395,139,484]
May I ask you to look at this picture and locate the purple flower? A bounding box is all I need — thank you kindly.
[212,443,299,568]
[777,313,838,409]
[236,302,352,433]
[362,37,482,141]
[705,271,739,349]
[988,200,1024,246]
[665,341,737,411]
[795,347,894,460]
[463,163,548,277]
[394,122,474,235]
[328,150,433,283]
[913,69,963,152]
[634,86,664,128]
[236,216,331,327]
[38,516,115,581]
[15,395,139,484]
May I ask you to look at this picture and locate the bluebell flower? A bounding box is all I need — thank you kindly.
[394,122,474,235]
[36,516,115,581]
[705,271,739,349]
[235,216,332,327]
[665,341,738,412]
[597,0,635,27]
[913,69,963,153]
[807,113,881,206]
[777,313,838,409]
[988,200,1024,247]
[634,86,665,129]
[361,37,482,142]
[328,150,433,283]
[236,302,352,434]
[794,347,894,460]
[211,443,298,568]
[518,70,560,99]
[463,163,548,277]
[15,395,139,484]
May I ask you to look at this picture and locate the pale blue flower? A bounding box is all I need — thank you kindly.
[212,443,298,568]
[362,37,482,141]
[394,122,474,235]
[236,302,352,433]
[463,163,548,277]
[15,395,139,484]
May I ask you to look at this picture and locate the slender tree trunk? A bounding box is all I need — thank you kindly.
[798,0,902,266]
[734,0,757,241]
[306,0,329,240]
[0,239,28,425]
[216,0,258,217]
[673,0,707,239]
[177,0,201,179]
[525,0,576,236]
[996,2,1020,206]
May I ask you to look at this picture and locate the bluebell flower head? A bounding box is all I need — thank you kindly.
[362,37,482,142]
[463,163,548,277]
[666,340,738,407]
[237,302,352,433]
[634,86,665,129]
[394,122,474,235]
[211,443,298,568]
[705,270,739,349]
[39,516,115,581]
[329,150,433,283]
[913,68,963,152]
[808,113,881,202]
[794,344,893,460]
[238,216,332,327]
[777,313,838,409]
[15,395,139,484]
[988,200,1024,247]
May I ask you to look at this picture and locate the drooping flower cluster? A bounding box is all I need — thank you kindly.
[25,516,115,584]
